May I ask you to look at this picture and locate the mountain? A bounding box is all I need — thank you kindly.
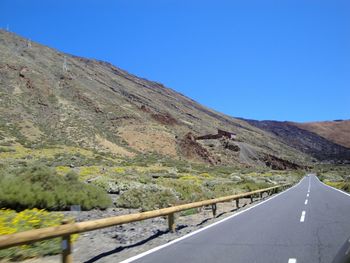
[293,120,350,149]
[244,119,350,163]
[1,30,346,169]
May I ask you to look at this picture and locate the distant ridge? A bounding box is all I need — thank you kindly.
[243,119,350,162]
[293,120,350,149]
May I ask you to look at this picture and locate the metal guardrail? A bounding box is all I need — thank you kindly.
[0,183,292,262]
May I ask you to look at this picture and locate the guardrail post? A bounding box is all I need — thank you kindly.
[211,204,217,217]
[250,195,254,203]
[236,199,239,208]
[168,213,176,233]
[61,219,73,263]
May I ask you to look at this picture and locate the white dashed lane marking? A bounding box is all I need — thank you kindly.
[300,211,306,222]
[288,258,297,263]
[305,199,308,205]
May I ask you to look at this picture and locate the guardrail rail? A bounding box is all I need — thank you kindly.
[0,183,292,263]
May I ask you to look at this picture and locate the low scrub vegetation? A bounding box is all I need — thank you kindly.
[116,185,178,211]
[0,208,77,260]
[0,147,15,153]
[317,164,350,193]
[157,178,211,203]
[0,143,303,213]
[325,181,350,192]
[0,164,111,210]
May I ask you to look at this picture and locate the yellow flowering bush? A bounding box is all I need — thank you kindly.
[0,209,77,260]
[199,172,213,178]
[179,174,202,184]
[0,145,94,160]
[325,181,342,188]
[113,167,126,174]
[325,181,350,192]
[55,166,71,175]
[78,166,101,178]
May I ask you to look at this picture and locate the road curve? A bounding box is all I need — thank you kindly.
[121,175,350,263]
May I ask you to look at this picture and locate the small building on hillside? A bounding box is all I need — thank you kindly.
[217,129,237,139]
[196,129,237,140]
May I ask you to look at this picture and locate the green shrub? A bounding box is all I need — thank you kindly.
[0,147,15,153]
[205,181,239,197]
[238,181,270,192]
[158,179,210,202]
[0,164,111,210]
[116,185,178,211]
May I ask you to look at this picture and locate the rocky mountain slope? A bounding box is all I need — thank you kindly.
[1,30,344,168]
[293,120,350,149]
[244,119,350,163]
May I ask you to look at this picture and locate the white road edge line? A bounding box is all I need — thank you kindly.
[288,258,297,263]
[315,176,350,197]
[304,199,308,205]
[300,211,306,222]
[119,177,306,263]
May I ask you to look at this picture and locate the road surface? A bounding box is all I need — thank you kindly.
[122,175,350,263]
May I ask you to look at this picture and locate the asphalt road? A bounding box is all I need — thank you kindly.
[122,175,350,263]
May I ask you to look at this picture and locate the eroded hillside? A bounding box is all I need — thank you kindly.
[0,30,312,168]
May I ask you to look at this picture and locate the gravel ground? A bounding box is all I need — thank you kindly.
[19,195,271,263]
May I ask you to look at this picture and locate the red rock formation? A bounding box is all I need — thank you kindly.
[179,132,217,164]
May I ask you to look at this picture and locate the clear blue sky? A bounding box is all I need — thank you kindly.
[1,0,349,122]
